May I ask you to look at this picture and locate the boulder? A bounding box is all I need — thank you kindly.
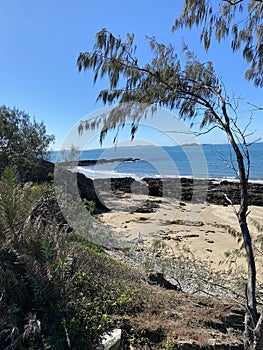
[148,272,180,291]
[54,167,109,211]
[100,329,122,350]
[17,157,54,183]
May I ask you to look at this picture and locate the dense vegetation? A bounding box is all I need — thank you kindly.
[0,106,55,182]
[0,167,247,350]
[0,167,145,349]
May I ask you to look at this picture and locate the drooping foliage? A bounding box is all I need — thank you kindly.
[173,0,263,87]
[77,29,232,143]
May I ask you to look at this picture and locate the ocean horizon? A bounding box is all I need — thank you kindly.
[50,142,263,182]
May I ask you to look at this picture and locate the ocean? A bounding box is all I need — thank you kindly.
[51,142,263,182]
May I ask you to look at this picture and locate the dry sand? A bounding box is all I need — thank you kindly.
[97,193,263,280]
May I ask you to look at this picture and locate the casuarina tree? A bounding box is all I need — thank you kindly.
[77,25,262,348]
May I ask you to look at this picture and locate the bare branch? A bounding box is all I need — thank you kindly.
[222,192,239,216]
[223,0,244,5]
[245,101,263,112]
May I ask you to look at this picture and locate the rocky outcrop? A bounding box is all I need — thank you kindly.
[148,272,181,291]
[93,176,263,206]
[18,157,54,183]
[61,157,139,167]
[54,167,110,211]
[144,177,263,206]
[53,166,263,211]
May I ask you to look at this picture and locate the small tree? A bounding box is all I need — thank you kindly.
[0,105,55,180]
[77,29,262,348]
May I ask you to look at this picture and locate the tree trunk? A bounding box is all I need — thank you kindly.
[253,312,263,349]
[240,215,257,349]
[225,128,263,349]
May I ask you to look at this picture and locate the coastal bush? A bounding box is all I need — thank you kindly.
[83,198,96,214]
[162,332,178,350]
[0,105,55,182]
[130,238,246,300]
[0,167,145,349]
[127,326,165,348]
[0,167,246,349]
[0,167,55,234]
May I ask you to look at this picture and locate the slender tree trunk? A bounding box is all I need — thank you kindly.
[239,215,257,349]
[226,129,263,349]
[253,312,263,349]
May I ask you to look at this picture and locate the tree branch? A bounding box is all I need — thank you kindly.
[223,0,244,5]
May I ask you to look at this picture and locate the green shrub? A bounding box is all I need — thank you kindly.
[0,168,144,349]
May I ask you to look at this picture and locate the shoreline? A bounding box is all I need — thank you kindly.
[53,154,263,184]
[74,165,263,184]
[54,165,263,291]
[54,165,263,210]
[76,173,263,207]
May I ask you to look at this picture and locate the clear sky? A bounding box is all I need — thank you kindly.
[1,0,262,150]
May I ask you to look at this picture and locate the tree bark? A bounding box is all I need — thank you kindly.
[225,126,262,349]
[253,312,263,349]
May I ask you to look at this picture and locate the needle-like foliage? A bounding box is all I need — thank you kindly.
[173,0,263,87]
[77,27,263,349]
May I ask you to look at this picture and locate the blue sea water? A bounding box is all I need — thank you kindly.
[51,143,263,182]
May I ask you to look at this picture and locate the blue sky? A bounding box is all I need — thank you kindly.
[1,0,262,150]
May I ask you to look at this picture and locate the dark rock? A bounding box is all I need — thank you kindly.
[53,168,263,212]
[19,158,54,183]
[207,181,263,206]
[163,235,171,240]
[181,234,200,239]
[110,177,137,193]
[133,199,160,213]
[169,219,204,227]
[143,178,164,197]
[60,157,140,167]
[148,272,180,291]
[142,177,263,206]
[54,167,109,211]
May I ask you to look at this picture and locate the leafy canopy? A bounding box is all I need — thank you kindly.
[173,0,263,87]
[0,105,55,176]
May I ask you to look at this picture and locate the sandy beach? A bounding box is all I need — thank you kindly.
[97,193,263,283]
